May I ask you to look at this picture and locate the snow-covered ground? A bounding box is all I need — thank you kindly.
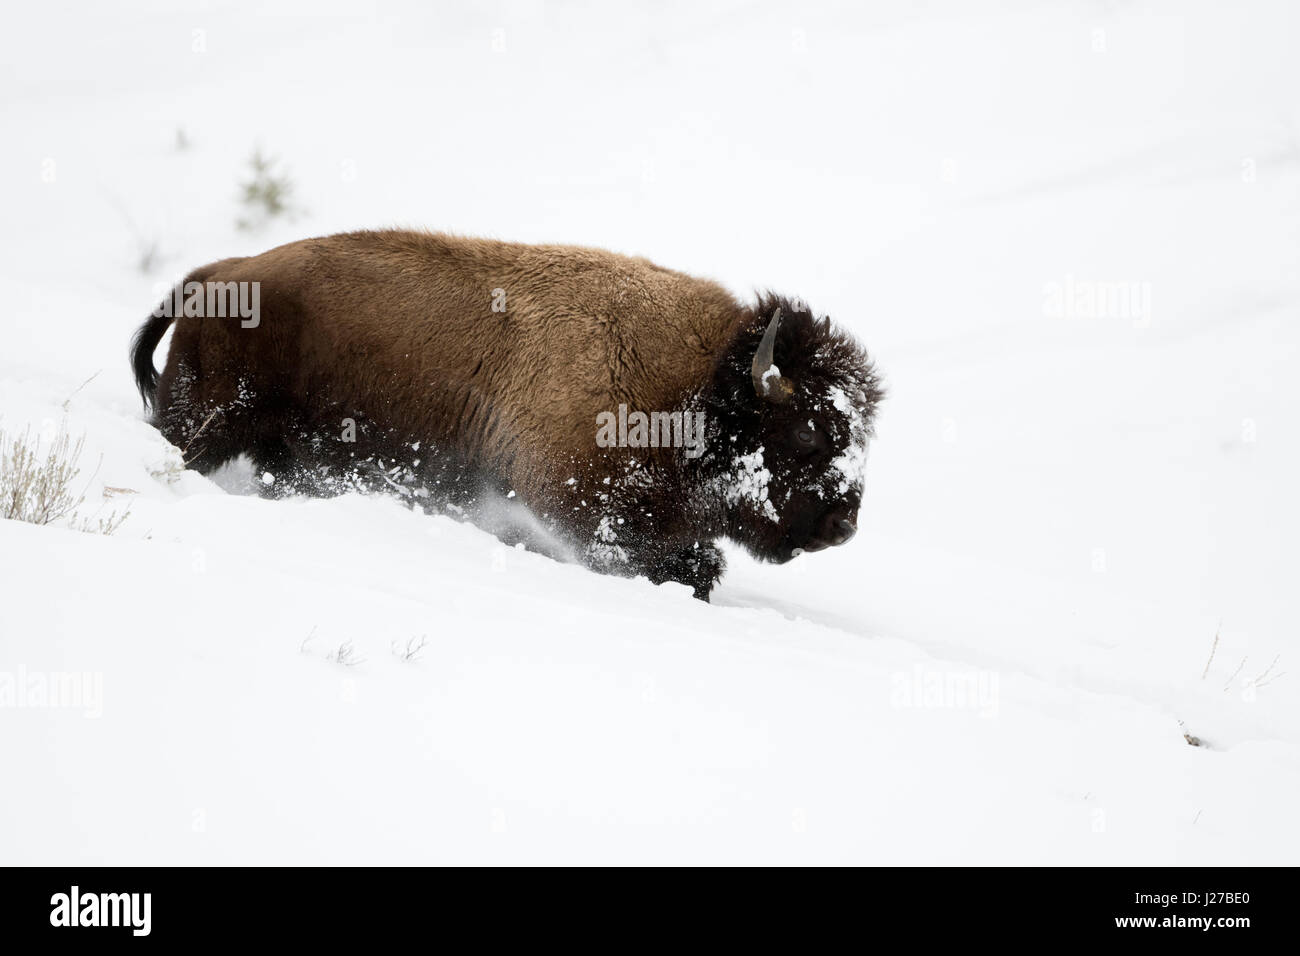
[2,0,1297,864]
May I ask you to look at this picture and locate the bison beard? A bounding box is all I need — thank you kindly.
[129,230,883,600]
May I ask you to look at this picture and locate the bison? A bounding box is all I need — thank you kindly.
[130,230,883,599]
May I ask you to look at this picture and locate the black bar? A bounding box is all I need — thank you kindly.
[0,867,1288,943]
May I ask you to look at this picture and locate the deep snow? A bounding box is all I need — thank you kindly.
[1,0,1297,864]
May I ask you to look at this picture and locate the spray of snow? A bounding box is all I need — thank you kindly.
[471,487,581,565]
[588,515,629,566]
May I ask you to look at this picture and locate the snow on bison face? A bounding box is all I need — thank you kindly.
[708,298,883,563]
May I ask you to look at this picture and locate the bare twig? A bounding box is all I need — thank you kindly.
[1200,623,1221,680]
[181,410,220,461]
[331,640,365,667]
[1222,657,1246,693]
[62,370,102,410]
[1251,654,1284,688]
[391,634,429,663]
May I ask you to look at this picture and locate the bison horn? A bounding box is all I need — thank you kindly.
[751,308,794,402]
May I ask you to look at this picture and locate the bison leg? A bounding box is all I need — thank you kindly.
[153,360,248,475]
[645,540,726,602]
[247,437,318,499]
[155,339,316,495]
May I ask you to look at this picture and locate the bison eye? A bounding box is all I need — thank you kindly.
[793,423,826,456]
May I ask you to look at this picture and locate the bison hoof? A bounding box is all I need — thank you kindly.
[648,541,725,602]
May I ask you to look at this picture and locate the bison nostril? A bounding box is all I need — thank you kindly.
[832,518,857,545]
[817,512,857,546]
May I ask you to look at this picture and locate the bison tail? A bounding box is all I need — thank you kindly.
[130,309,175,410]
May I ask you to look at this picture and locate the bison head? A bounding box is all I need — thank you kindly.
[704,295,883,563]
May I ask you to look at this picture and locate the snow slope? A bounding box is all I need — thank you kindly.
[1,0,1297,864]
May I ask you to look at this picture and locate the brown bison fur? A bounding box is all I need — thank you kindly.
[131,230,883,599]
